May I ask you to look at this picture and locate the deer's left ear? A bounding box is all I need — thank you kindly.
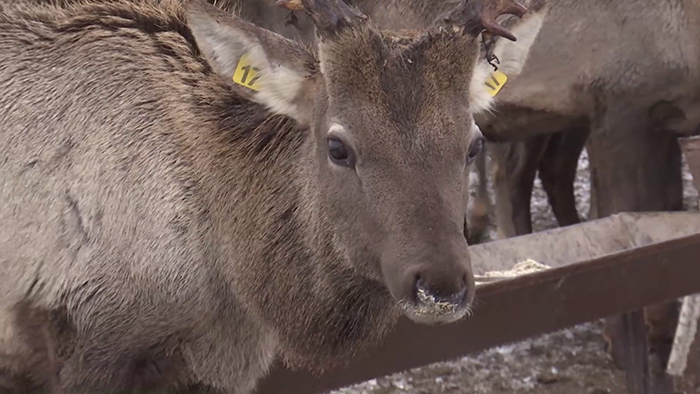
[186,0,318,125]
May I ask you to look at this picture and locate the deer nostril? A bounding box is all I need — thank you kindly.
[413,273,468,306]
[415,274,425,294]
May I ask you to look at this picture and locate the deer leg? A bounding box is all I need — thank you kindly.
[466,150,492,244]
[587,111,683,217]
[538,127,590,227]
[491,135,550,239]
[587,108,683,393]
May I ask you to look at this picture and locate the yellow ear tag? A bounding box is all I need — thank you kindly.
[485,70,508,97]
[232,53,261,91]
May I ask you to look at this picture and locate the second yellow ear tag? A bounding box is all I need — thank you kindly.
[485,70,508,97]
[232,53,261,91]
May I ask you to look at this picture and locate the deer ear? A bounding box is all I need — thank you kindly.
[186,0,317,124]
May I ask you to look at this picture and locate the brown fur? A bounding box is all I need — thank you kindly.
[0,0,535,391]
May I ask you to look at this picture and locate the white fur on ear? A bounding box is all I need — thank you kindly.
[491,7,547,77]
[186,11,248,77]
[469,60,496,115]
[187,5,312,123]
[244,46,306,120]
[468,6,548,114]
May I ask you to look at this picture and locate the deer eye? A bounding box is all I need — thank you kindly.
[327,137,354,167]
[467,137,485,164]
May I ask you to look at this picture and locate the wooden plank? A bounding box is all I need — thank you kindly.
[673,313,700,392]
[680,136,700,193]
[469,212,700,274]
[667,294,700,391]
[622,310,651,394]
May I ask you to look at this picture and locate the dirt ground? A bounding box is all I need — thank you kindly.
[330,149,700,394]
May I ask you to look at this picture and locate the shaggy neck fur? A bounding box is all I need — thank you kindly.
[193,94,401,370]
[193,81,401,372]
[93,0,403,371]
[5,0,402,375]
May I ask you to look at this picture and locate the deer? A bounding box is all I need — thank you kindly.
[0,0,548,391]
[474,0,700,234]
[471,0,700,381]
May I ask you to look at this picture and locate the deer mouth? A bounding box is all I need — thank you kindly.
[397,285,474,325]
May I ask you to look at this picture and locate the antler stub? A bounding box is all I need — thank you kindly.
[437,0,528,42]
[276,0,367,38]
[481,0,527,41]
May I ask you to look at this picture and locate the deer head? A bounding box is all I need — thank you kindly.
[186,0,543,326]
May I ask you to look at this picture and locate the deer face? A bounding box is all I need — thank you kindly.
[310,28,490,324]
[187,0,544,325]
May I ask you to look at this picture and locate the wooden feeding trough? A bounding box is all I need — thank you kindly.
[255,211,700,394]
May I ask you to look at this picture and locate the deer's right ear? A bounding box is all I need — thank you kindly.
[186,0,318,125]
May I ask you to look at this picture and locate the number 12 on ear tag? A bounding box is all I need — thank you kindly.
[485,70,508,97]
[232,53,261,91]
